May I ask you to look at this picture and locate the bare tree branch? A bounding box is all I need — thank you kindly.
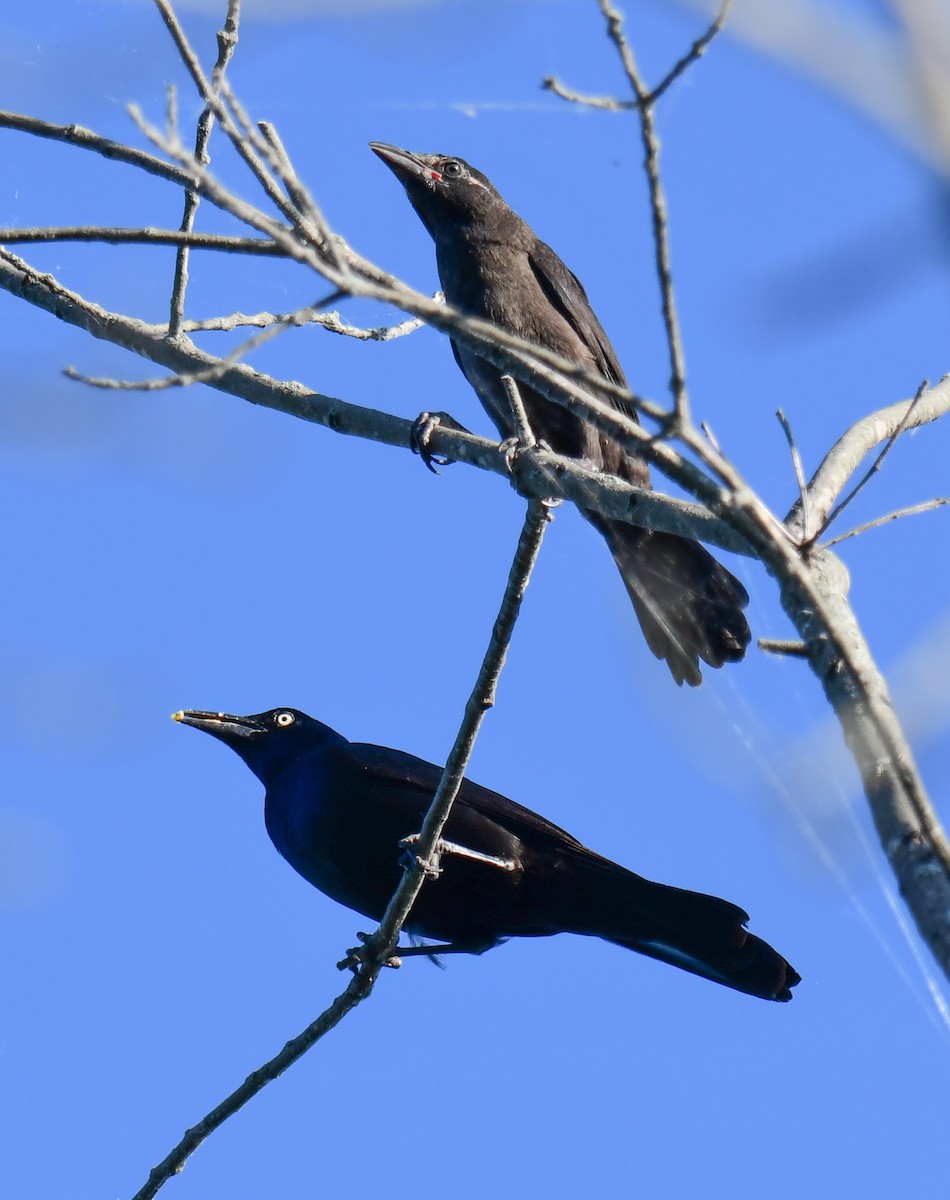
[0,226,278,253]
[596,0,691,424]
[786,376,950,538]
[167,0,241,335]
[776,408,812,544]
[649,0,732,103]
[131,496,550,1200]
[161,305,431,340]
[0,248,740,551]
[823,497,950,548]
[820,379,928,539]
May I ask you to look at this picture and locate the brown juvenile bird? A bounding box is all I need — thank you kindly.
[371,143,750,686]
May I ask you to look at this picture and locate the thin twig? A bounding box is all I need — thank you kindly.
[130,972,377,1200]
[597,0,691,424]
[220,77,336,251]
[700,419,722,453]
[358,499,550,949]
[776,408,812,544]
[648,0,732,104]
[822,379,929,533]
[501,374,536,446]
[65,293,341,391]
[168,0,241,336]
[787,376,950,538]
[541,76,628,110]
[254,118,338,257]
[130,498,550,1200]
[758,638,811,657]
[151,0,334,260]
[823,497,949,547]
[543,0,730,110]
[161,306,430,339]
[0,226,280,253]
[0,108,213,192]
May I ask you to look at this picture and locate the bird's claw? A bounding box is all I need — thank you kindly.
[410,411,467,473]
[337,932,403,973]
[498,436,525,473]
[398,837,442,879]
[498,434,555,472]
[499,437,561,510]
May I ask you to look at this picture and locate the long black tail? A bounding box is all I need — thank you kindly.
[591,516,750,687]
[561,855,799,1002]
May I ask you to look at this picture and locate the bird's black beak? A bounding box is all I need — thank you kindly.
[370,142,427,185]
[172,710,267,742]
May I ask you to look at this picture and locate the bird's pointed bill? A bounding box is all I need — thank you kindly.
[369,142,431,184]
[172,710,267,740]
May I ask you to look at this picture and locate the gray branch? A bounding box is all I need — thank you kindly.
[131,496,550,1200]
[786,376,950,537]
[0,248,748,554]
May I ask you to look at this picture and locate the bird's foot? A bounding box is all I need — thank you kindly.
[498,434,552,472]
[410,411,468,473]
[498,435,526,472]
[398,834,443,879]
[499,437,562,508]
[337,931,403,973]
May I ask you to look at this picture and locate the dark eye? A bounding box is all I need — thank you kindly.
[441,160,463,178]
[275,711,296,728]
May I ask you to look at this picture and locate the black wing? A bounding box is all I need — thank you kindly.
[349,741,589,853]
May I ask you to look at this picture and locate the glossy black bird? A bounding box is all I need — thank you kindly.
[175,707,799,1002]
[371,143,750,687]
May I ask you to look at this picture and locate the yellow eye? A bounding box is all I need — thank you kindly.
[275,712,296,727]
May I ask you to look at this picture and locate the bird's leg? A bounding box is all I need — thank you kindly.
[400,832,518,873]
[337,931,500,973]
[386,937,500,960]
[409,410,470,473]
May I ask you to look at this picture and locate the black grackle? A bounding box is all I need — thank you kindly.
[175,707,799,1001]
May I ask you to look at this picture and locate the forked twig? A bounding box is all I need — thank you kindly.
[649,0,732,104]
[824,497,950,548]
[65,293,343,391]
[822,379,929,534]
[0,226,279,253]
[597,0,691,424]
[167,0,240,336]
[777,408,812,544]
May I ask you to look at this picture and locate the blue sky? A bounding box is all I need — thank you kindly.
[3,2,950,1198]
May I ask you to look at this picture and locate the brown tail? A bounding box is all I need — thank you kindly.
[562,856,800,1002]
[592,516,751,687]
